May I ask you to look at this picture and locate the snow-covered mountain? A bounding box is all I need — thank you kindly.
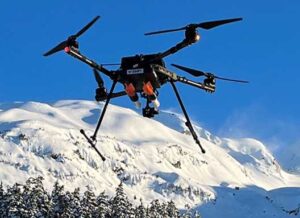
[0,100,299,217]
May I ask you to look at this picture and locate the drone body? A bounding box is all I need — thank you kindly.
[44,16,247,160]
[119,54,166,91]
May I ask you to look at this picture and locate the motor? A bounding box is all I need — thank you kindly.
[95,87,107,101]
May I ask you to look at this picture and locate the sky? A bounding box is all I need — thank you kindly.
[0,0,299,162]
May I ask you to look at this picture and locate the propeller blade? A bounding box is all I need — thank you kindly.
[43,40,68,57]
[75,16,100,37]
[93,69,104,87]
[171,64,206,77]
[172,64,249,83]
[145,17,242,36]
[43,16,100,57]
[197,18,242,30]
[214,75,249,83]
[144,27,185,36]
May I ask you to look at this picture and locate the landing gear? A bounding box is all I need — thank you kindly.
[80,79,118,161]
[169,80,206,154]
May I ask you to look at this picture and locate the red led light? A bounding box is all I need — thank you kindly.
[64,47,70,53]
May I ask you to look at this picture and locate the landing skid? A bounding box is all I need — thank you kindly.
[80,79,118,161]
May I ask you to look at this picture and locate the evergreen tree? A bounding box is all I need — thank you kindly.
[5,183,25,217]
[51,181,67,217]
[127,201,135,218]
[0,178,189,218]
[135,198,146,218]
[81,186,97,217]
[148,200,181,218]
[148,199,162,218]
[166,200,179,218]
[22,177,36,217]
[111,182,131,218]
[0,182,6,218]
[34,176,51,217]
[69,187,82,217]
[160,202,168,218]
[95,191,111,218]
[23,176,51,217]
[145,206,150,218]
[60,191,75,217]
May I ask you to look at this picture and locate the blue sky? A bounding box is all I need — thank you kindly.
[0,0,299,159]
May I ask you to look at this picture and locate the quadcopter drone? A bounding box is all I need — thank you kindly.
[44,16,248,161]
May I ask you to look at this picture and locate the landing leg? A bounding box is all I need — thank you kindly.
[80,79,118,161]
[169,80,206,153]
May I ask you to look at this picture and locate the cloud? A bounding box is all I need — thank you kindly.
[216,102,300,171]
[217,103,268,138]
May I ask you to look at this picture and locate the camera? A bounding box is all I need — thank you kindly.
[142,106,159,118]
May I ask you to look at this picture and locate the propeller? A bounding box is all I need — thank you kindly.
[145,18,242,36]
[43,16,100,57]
[171,64,249,83]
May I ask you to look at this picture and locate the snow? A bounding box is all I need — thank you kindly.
[0,100,300,217]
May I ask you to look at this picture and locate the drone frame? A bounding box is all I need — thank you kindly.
[44,16,243,161]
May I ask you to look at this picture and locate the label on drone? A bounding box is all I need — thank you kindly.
[127,68,144,75]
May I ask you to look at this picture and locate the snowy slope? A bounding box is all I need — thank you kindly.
[0,100,299,217]
[277,144,300,175]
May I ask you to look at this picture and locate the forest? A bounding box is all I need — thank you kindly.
[0,177,201,217]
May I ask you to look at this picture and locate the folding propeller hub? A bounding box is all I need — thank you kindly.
[185,28,200,43]
[207,73,215,78]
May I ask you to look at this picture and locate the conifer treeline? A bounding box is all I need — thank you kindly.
[0,177,201,217]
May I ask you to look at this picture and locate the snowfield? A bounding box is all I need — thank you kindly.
[0,100,299,217]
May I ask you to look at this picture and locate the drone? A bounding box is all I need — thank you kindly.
[44,16,248,161]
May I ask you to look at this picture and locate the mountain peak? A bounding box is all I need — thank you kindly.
[0,100,299,217]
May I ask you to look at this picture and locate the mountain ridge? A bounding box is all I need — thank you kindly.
[0,100,299,217]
